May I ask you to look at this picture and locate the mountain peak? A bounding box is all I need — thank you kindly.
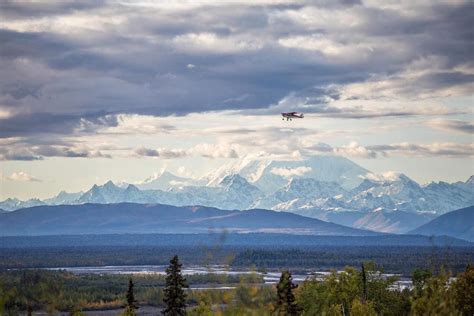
[78,180,125,204]
[125,184,140,192]
[135,171,191,191]
[219,174,249,187]
[397,173,414,183]
[350,178,378,195]
[98,181,122,193]
[103,180,116,188]
[207,155,369,192]
[160,171,176,178]
[142,171,181,182]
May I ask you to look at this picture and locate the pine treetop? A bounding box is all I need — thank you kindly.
[126,277,137,310]
[163,255,188,316]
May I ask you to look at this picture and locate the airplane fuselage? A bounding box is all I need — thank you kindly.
[281,112,304,121]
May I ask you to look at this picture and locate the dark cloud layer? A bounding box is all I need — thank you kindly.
[0,1,106,19]
[426,119,474,134]
[0,112,118,138]
[0,1,472,144]
[0,142,111,161]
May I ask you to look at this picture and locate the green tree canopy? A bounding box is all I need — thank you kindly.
[452,265,474,316]
[276,270,300,315]
[410,270,460,316]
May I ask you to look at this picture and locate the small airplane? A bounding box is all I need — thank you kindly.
[281,112,304,121]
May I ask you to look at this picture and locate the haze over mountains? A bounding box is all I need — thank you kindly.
[1,156,473,234]
[0,203,379,236]
[410,206,474,242]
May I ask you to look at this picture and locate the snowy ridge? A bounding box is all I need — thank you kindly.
[1,156,473,234]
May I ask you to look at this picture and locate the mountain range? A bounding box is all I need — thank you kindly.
[0,203,380,236]
[1,156,473,234]
[410,205,474,242]
[1,202,473,245]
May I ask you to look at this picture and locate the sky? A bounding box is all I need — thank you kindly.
[0,0,473,200]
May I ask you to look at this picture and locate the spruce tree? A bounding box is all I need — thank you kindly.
[123,277,137,316]
[163,255,188,316]
[276,270,300,315]
[361,263,367,303]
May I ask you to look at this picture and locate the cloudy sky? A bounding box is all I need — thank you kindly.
[0,0,473,200]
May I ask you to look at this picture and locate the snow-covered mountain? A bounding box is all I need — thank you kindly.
[454,175,474,192]
[135,171,197,191]
[206,155,369,193]
[58,174,262,211]
[422,179,474,214]
[344,174,428,213]
[1,155,473,234]
[254,178,346,210]
[0,198,45,211]
[44,191,83,205]
[77,181,127,204]
[255,171,473,233]
[159,174,263,210]
[74,181,161,204]
[217,175,263,209]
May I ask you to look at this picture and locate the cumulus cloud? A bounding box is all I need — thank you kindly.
[191,143,239,159]
[271,166,312,178]
[305,141,376,158]
[134,147,188,159]
[172,32,263,54]
[1,171,41,182]
[134,143,239,159]
[362,171,404,182]
[278,34,373,61]
[335,142,378,158]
